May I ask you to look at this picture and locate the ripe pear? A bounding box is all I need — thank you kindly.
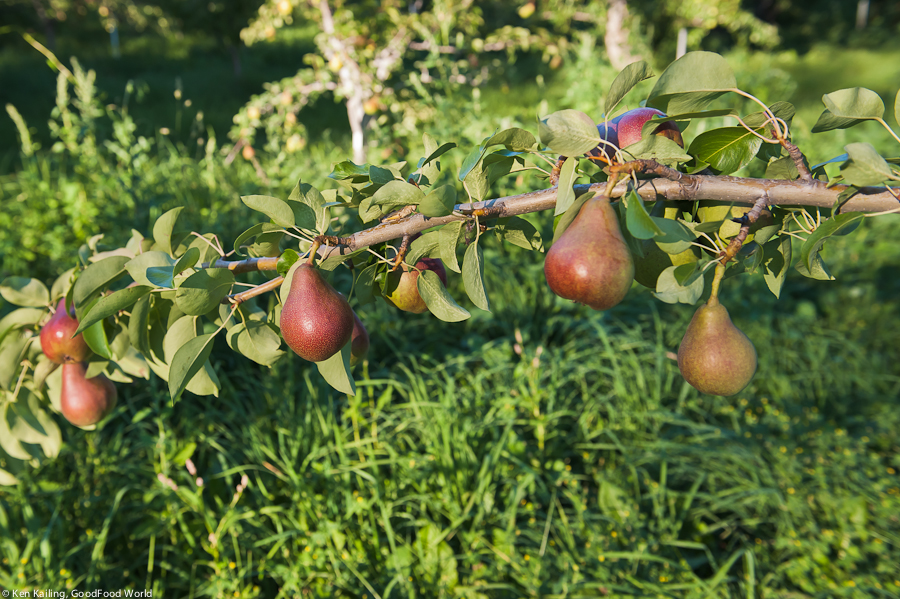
[590,108,683,161]
[677,298,757,396]
[280,264,354,362]
[383,258,447,314]
[544,196,634,310]
[350,311,369,366]
[60,362,117,426]
[633,241,699,289]
[40,300,92,364]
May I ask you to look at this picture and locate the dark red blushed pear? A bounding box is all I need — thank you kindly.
[60,362,118,426]
[383,258,447,314]
[40,299,92,364]
[589,108,683,161]
[350,311,370,366]
[677,297,757,396]
[280,264,354,362]
[544,196,634,311]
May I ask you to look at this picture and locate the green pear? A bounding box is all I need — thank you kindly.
[40,299,92,364]
[383,258,447,314]
[633,241,699,289]
[350,311,369,366]
[60,362,117,426]
[544,196,634,310]
[677,298,757,396]
[280,264,354,362]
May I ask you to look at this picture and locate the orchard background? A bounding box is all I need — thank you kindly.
[1,0,900,596]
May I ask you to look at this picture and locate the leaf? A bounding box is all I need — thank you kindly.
[354,264,380,306]
[458,143,487,182]
[823,87,884,120]
[315,342,355,395]
[765,156,799,180]
[651,217,696,254]
[417,270,470,322]
[553,156,578,216]
[653,265,705,305]
[407,231,441,265]
[795,252,833,281]
[82,315,111,360]
[277,249,300,277]
[0,277,49,307]
[463,242,490,312]
[552,191,594,245]
[173,247,201,277]
[241,195,294,228]
[485,128,536,151]
[233,222,284,257]
[420,139,457,166]
[125,252,175,287]
[371,180,425,211]
[626,190,663,239]
[646,52,736,114]
[840,142,895,187]
[288,182,329,234]
[688,127,764,175]
[439,221,465,273]
[128,295,152,358]
[538,110,600,157]
[419,185,457,217]
[621,135,692,166]
[168,334,216,402]
[464,160,490,201]
[152,207,185,256]
[175,269,235,316]
[801,212,864,273]
[75,286,151,335]
[743,101,796,128]
[0,308,44,344]
[605,60,654,116]
[226,321,284,367]
[895,89,900,128]
[762,236,791,298]
[73,256,130,307]
[494,217,543,251]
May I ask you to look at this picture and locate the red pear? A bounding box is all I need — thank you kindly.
[350,311,370,366]
[383,258,447,314]
[590,108,683,161]
[280,264,354,362]
[40,300,91,364]
[60,362,117,426]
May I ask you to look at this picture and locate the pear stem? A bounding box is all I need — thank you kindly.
[305,241,322,265]
[709,263,725,303]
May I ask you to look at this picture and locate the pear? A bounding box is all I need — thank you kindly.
[280,264,354,362]
[589,108,683,161]
[677,298,757,396]
[350,311,370,366]
[633,241,699,289]
[40,299,92,364]
[60,362,117,426]
[544,196,634,310]
[383,258,447,314]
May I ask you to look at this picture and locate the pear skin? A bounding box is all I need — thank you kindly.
[40,300,91,364]
[280,264,354,362]
[383,258,447,314]
[350,311,369,366]
[677,298,757,396]
[60,362,117,426]
[544,196,634,310]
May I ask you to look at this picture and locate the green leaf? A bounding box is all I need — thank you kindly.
[605,60,654,116]
[354,264,380,306]
[840,142,895,187]
[419,185,457,217]
[621,135,692,166]
[125,252,175,287]
[288,182,329,233]
[895,89,900,128]
[0,334,28,391]
[0,277,49,307]
[407,231,441,265]
[232,222,284,257]
[169,334,216,402]
[241,195,294,228]
[226,321,284,367]
[463,242,490,312]
[801,212,864,273]
[75,286,151,335]
[0,468,18,486]
[651,216,696,254]
[765,156,800,180]
[646,52,736,114]
[315,342,355,395]
[439,221,465,273]
[743,101,795,128]
[823,87,884,120]
[485,128,536,151]
[554,156,578,216]
[551,191,594,245]
[458,143,487,182]
[371,180,425,211]
[175,269,235,316]
[152,207,185,256]
[464,160,490,202]
[626,191,663,239]
[688,127,764,175]
[420,139,457,167]
[494,217,543,251]
[762,236,791,298]
[417,270,470,322]
[653,265,705,305]
[73,256,130,307]
[538,110,600,157]
[82,314,111,360]
[277,249,300,277]
[795,252,833,281]
[128,295,152,358]
[0,308,44,344]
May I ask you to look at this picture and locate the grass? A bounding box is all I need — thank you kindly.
[1,28,900,597]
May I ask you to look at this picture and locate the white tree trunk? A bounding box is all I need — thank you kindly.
[676,27,688,59]
[604,0,637,70]
[856,0,870,30]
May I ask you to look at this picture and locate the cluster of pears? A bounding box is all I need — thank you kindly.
[280,264,369,365]
[40,300,117,426]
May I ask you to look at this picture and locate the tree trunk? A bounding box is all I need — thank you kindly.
[856,0,870,30]
[676,27,688,59]
[604,0,637,70]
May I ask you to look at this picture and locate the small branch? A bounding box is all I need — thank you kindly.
[782,140,813,181]
[203,257,278,274]
[549,156,565,186]
[225,276,285,305]
[391,234,411,271]
[719,196,770,264]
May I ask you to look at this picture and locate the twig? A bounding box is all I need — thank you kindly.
[782,140,813,181]
[225,276,285,305]
[719,196,770,264]
[202,256,279,274]
[391,234,411,271]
